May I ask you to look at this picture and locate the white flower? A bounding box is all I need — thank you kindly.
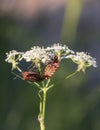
[66,52,97,72]
[46,43,65,52]
[46,43,74,60]
[5,50,23,70]
[5,50,18,62]
[46,43,72,53]
[21,46,51,64]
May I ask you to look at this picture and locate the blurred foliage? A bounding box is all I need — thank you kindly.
[0,1,100,130]
[61,0,84,43]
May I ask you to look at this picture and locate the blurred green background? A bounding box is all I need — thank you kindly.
[0,0,100,130]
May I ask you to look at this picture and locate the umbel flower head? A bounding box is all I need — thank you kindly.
[5,43,97,82]
[5,43,73,69]
[46,43,74,60]
[66,52,97,72]
[5,50,23,70]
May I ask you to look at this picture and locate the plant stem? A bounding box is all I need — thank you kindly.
[39,117,45,130]
[65,70,78,79]
[43,90,46,120]
[38,79,53,130]
[39,88,47,130]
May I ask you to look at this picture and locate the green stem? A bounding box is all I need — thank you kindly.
[38,79,54,130]
[38,88,47,130]
[16,66,22,72]
[65,70,78,79]
[39,116,45,130]
[43,90,46,120]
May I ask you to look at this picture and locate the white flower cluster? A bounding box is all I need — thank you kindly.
[66,52,97,72]
[5,43,97,72]
[46,43,74,60]
[5,50,23,70]
[46,43,74,54]
[5,43,73,63]
[20,46,49,64]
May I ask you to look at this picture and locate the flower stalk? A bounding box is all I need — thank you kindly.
[38,89,46,130]
[38,80,52,130]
